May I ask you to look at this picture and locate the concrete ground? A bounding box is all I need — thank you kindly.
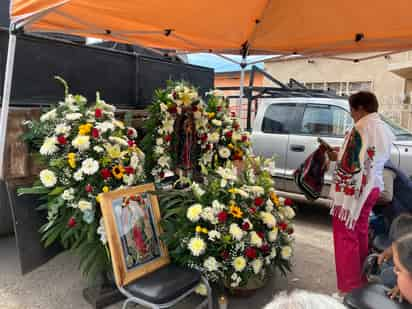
[0,204,337,309]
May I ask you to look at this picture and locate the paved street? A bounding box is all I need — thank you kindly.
[0,204,337,309]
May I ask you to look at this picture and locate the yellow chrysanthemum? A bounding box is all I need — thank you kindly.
[102,186,110,193]
[67,152,76,168]
[195,226,202,233]
[228,143,234,149]
[208,112,215,119]
[270,191,280,207]
[229,205,243,218]
[112,165,125,179]
[78,123,93,135]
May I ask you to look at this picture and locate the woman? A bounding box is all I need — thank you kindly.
[327,91,395,294]
[392,233,412,303]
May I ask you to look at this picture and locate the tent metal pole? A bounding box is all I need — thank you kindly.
[0,34,17,180]
[239,57,246,119]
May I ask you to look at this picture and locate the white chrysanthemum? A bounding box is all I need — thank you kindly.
[93,146,104,153]
[211,119,222,127]
[96,121,115,133]
[251,259,263,274]
[260,211,277,228]
[54,123,71,136]
[158,156,169,168]
[73,169,84,181]
[232,257,246,272]
[40,109,57,122]
[78,200,92,212]
[203,256,219,272]
[250,231,263,248]
[65,113,82,121]
[195,283,208,296]
[208,132,220,143]
[40,137,59,155]
[281,246,292,260]
[201,207,217,224]
[186,204,203,222]
[109,136,128,147]
[268,227,279,242]
[188,237,206,256]
[229,223,244,241]
[208,230,221,241]
[81,158,99,175]
[72,135,90,151]
[281,206,296,219]
[61,188,75,201]
[40,169,57,187]
[218,147,231,159]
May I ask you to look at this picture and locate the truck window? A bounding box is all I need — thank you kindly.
[299,105,352,136]
[262,104,297,134]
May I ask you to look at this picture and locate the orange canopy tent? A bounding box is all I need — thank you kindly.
[2,0,412,178]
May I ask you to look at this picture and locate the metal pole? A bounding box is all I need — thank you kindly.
[0,34,17,180]
[239,56,246,122]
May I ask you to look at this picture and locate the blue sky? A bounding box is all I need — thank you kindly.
[187,53,273,72]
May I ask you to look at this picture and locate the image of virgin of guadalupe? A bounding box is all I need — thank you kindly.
[114,194,161,270]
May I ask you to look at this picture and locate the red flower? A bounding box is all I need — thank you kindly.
[284,198,293,206]
[241,135,248,142]
[254,197,264,207]
[95,108,103,118]
[128,140,135,147]
[206,144,213,150]
[101,168,111,180]
[257,231,265,239]
[124,166,134,175]
[85,184,93,193]
[231,112,236,117]
[217,211,228,223]
[278,222,288,231]
[241,222,250,231]
[220,250,229,260]
[200,134,208,143]
[217,106,222,112]
[245,247,257,259]
[57,135,67,145]
[164,135,172,142]
[172,92,178,99]
[159,171,165,178]
[192,105,198,112]
[261,244,270,254]
[91,128,99,138]
[68,217,76,228]
[249,207,256,214]
[287,227,294,235]
[168,104,177,114]
[225,131,233,139]
[127,129,135,137]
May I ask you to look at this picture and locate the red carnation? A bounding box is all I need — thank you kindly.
[225,131,233,139]
[95,108,103,118]
[217,211,228,223]
[127,129,135,137]
[206,144,213,150]
[257,231,265,239]
[128,140,135,147]
[241,135,248,142]
[245,247,257,259]
[220,250,229,260]
[91,128,99,138]
[261,244,270,254]
[217,106,222,112]
[85,184,93,193]
[284,198,293,206]
[241,222,250,231]
[200,134,208,143]
[101,168,111,180]
[124,166,134,175]
[164,135,172,143]
[57,135,67,145]
[254,197,264,207]
[278,222,288,231]
[68,217,76,228]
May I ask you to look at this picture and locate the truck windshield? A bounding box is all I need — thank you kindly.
[380,115,412,140]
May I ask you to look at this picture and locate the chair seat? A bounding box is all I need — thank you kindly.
[124,264,201,304]
[373,234,391,252]
[344,283,412,309]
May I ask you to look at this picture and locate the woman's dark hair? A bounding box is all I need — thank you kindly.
[389,214,412,241]
[349,91,379,113]
[394,233,412,273]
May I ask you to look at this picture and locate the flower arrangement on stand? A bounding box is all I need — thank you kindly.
[19,79,146,279]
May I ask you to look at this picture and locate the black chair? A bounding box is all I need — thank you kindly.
[344,283,412,309]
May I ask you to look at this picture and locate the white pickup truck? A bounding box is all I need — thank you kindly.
[251,95,412,203]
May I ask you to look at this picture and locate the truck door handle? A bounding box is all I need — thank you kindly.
[290,144,305,152]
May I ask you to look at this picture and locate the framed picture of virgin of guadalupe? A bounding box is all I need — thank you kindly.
[100,183,170,286]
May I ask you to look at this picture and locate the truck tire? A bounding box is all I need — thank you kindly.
[0,180,14,236]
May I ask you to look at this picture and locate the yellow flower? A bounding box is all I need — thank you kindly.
[96,194,102,203]
[228,143,234,149]
[78,123,93,135]
[67,152,76,168]
[195,226,202,233]
[229,204,243,218]
[208,112,215,119]
[106,144,122,159]
[202,228,208,234]
[102,186,110,193]
[112,165,125,179]
[270,191,280,207]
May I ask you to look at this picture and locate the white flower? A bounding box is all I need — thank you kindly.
[40,137,59,155]
[163,118,174,133]
[208,230,221,241]
[281,206,296,219]
[156,138,163,146]
[260,211,277,228]
[93,146,104,153]
[201,207,217,224]
[229,223,244,241]
[194,111,202,119]
[188,237,206,256]
[212,200,226,211]
[230,188,249,198]
[40,109,57,122]
[242,185,265,196]
[265,199,274,212]
[251,259,263,274]
[268,227,279,242]
[246,170,256,184]
[72,135,90,151]
[127,127,137,138]
[73,169,84,181]
[123,174,135,186]
[61,188,75,201]
[281,246,292,260]
[211,119,222,127]
[65,113,82,121]
[130,154,141,169]
[158,156,169,168]
[191,182,205,198]
[250,231,263,248]
[270,248,277,258]
[109,136,128,147]
[195,283,208,296]
[232,257,246,272]
[187,204,203,222]
[113,120,125,129]
[81,158,99,175]
[97,218,107,244]
[216,167,237,181]
[154,146,164,155]
[218,147,231,159]
[160,103,168,112]
[96,121,114,133]
[54,123,71,136]
[208,132,220,143]
[203,256,219,272]
[40,169,57,187]
[78,200,92,212]
[278,197,285,206]
[232,132,242,142]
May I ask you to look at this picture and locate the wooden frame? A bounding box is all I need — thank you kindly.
[100,183,170,286]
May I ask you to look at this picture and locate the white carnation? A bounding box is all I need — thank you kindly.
[96,121,114,133]
[73,169,84,181]
[201,207,217,224]
[218,147,231,159]
[72,135,90,151]
[40,169,57,187]
[81,158,99,175]
[93,146,104,153]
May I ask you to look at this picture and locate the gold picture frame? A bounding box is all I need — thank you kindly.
[100,183,170,286]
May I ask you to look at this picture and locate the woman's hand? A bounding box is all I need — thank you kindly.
[378,247,393,265]
[387,285,403,302]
